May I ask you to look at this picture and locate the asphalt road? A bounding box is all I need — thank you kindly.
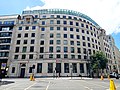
[0,77,120,90]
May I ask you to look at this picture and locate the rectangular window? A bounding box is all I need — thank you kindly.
[18,27,22,30]
[29,67,33,73]
[82,30,85,33]
[56,33,61,38]
[76,29,79,32]
[64,47,68,52]
[64,27,67,31]
[16,40,20,44]
[64,63,69,73]
[22,46,27,52]
[48,63,53,73]
[42,21,45,25]
[80,63,84,73]
[63,16,66,18]
[63,40,68,45]
[72,63,77,73]
[15,47,19,53]
[24,33,28,37]
[24,40,27,44]
[56,54,61,58]
[50,15,54,18]
[31,39,35,44]
[17,34,21,38]
[63,21,67,24]
[70,28,73,31]
[56,63,61,73]
[70,34,74,38]
[22,54,26,59]
[32,26,36,30]
[41,27,45,31]
[39,55,43,59]
[37,63,42,73]
[40,34,44,38]
[77,41,80,46]
[70,21,73,25]
[50,33,54,38]
[77,48,81,53]
[71,55,75,59]
[64,54,68,58]
[56,40,61,45]
[82,36,85,40]
[81,23,84,27]
[71,47,74,53]
[49,54,53,58]
[12,67,15,73]
[49,46,53,52]
[76,22,79,26]
[57,27,60,30]
[50,27,54,30]
[56,46,61,52]
[50,20,54,24]
[57,20,60,24]
[57,15,60,18]
[70,41,74,45]
[76,35,80,39]
[50,40,54,44]
[40,47,44,53]
[29,54,33,59]
[78,55,81,59]
[40,41,44,45]
[31,33,35,37]
[25,26,29,30]
[30,46,34,52]
[83,42,86,46]
[14,55,18,59]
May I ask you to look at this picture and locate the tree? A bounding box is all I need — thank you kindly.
[90,51,108,77]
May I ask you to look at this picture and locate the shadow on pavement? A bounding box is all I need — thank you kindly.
[0,81,14,86]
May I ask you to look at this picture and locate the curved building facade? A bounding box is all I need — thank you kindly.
[5,9,113,77]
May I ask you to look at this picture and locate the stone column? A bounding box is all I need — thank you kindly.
[84,63,87,76]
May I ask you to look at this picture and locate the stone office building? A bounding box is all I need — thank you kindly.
[0,9,119,77]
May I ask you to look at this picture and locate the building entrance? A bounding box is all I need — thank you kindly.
[20,68,25,78]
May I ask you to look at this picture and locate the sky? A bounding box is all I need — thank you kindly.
[0,0,120,49]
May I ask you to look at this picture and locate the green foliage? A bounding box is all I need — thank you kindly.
[90,51,108,70]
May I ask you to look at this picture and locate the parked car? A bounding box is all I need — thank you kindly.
[110,72,119,79]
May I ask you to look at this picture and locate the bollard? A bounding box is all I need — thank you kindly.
[100,75,104,80]
[110,79,116,90]
[32,74,35,81]
[30,74,33,81]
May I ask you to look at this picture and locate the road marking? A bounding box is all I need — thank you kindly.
[46,81,50,90]
[81,80,108,88]
[84,86,93,90]
[24,82,36,90]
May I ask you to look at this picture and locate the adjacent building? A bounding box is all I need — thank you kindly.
[0,9,120,77]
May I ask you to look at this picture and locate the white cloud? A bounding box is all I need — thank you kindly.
[24,0,120,34]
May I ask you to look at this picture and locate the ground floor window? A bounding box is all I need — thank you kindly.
[12,67,15,73]
[80,63,84,73]
[56,63,61,73]
[29,67,33,73]
[72,63,77,73]
[48,63,53,73]
[37,63,42,73]
[64,63,69,73]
